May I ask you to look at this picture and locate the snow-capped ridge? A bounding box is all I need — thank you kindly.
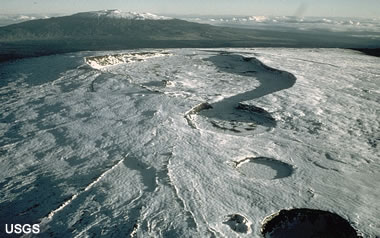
[75,9,172,20]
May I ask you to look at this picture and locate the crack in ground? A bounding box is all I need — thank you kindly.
[289,57,339,68]
[127,153,199,236]
[41,155,128,222]
[160,156,198,230]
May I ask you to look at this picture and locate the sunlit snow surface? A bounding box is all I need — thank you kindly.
[0,48,379,237]
[75,10,172,20]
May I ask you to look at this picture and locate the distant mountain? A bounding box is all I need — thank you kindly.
[0,10,258,42]
[0,10,379,62]
[0,10,268,62]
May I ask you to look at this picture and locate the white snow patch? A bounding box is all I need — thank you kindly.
[76,9,172,20]
[85,51,172,69]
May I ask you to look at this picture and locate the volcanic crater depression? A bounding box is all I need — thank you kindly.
[261,208,360,238]
[186,53,296,134]
[234,157,294,180]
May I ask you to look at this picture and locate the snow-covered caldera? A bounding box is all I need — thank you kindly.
[75,9,172,20]
[0,48,379,237]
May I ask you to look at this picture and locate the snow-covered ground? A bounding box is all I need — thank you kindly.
[75,10,172,20]
[0,48,379,237]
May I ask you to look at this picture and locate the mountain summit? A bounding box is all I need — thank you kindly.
[0,10,262,42]
[0,10,265,62]
[0,10,378,62]
[74,9,172,20]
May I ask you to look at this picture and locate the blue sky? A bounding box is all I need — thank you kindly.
[1,0,379,17]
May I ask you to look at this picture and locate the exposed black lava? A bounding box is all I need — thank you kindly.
[261,208,360,238]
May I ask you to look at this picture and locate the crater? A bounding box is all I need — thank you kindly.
[185,102,275,135]
[235,157,293,180]
[261,208,360,238]
[184,54,297,134]
[223,214,251,233]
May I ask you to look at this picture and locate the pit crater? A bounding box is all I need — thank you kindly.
[261,208,360,238]
[234,157,294,180]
